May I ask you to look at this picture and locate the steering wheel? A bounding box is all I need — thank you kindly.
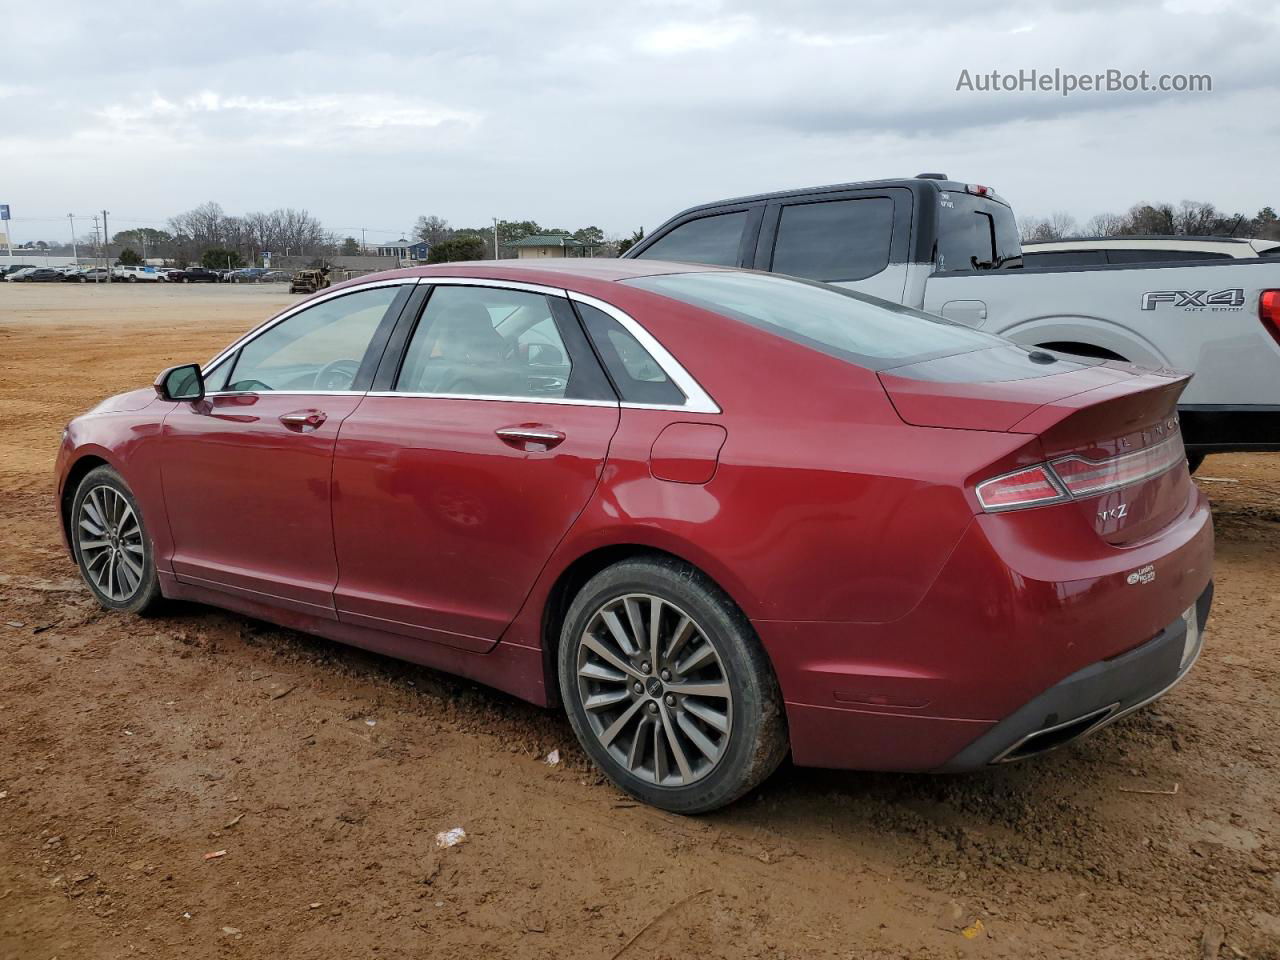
[314,358,361,391]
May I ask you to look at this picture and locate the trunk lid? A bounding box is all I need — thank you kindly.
[879,344,1194,544]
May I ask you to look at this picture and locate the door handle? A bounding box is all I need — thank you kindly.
[280,409,328,431]
[496,424,566,450]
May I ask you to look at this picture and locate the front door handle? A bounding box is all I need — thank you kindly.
[280,409,328,432]
[496,424,566,451]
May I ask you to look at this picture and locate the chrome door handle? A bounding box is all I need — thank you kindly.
[280,409,328,431]
[496,425,566,450]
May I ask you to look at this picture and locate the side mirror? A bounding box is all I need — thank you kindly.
[155,363,205,402]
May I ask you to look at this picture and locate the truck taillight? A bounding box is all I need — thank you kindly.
[1261,290,1280,348]
[975,433,1185,513]
[975,465,1068,511]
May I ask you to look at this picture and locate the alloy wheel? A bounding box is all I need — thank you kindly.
[575,593,732,787]
[77,485,146,602]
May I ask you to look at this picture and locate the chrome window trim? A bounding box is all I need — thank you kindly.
[413,275,567,297]
[566,290,721,415]
[365,391,618,408]
[201,277,419,380]
[203,389,366,398]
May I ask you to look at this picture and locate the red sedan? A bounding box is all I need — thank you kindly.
[55,260,1213,813]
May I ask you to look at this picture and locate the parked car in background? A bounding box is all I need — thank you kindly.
[261,270,291,282]
[169,266,222,283]
[1,263,39,278]
[5,267,40,281]
[626,175,1280,468]
[112,265,165,282]
[10,267,63,282]
[69,268,111,283]
[1022,235,1280,268]
[228,267,268,283]
[56,260,1213,813]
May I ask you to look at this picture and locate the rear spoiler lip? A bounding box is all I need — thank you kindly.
[1008,368,1192,438]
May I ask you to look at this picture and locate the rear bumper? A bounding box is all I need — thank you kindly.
[758,486,1214,773]
[936,581,1212,770]
[1180,404,1280,453]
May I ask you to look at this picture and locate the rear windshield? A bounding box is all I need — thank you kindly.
[935,193,1022,272]
[621,271,1003,370]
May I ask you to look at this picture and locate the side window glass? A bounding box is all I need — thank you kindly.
[225,286,400,392]
[771,197,894,282]
[396,286,573,399]
[635,211,747,266]
[1022,250,1106,268]
[575,302,685,405]
[1106,248,1232,263]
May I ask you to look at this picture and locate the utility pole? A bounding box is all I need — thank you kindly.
[91,216,102,282]
[102,210,111,282]
[492,217,499,260]
[68,214,78,261]
[361,227,366,251]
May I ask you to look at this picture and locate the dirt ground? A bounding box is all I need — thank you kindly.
[0,283,1276,960]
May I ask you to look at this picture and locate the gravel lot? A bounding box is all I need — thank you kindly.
[1,283,1277,959]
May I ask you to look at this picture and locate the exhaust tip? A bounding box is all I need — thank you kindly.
[994,704,1119,763]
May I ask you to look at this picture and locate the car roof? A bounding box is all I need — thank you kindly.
[330,258,732,293]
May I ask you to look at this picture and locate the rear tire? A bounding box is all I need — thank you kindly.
[558,557,787,814]
[71,466,161,615]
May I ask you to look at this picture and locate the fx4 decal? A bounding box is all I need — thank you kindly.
[1141,288,1245,311]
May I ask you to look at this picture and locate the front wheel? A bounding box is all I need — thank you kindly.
[558,557,787,814]
[71,466,161,614]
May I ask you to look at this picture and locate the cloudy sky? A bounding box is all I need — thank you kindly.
[4,0,1279,244]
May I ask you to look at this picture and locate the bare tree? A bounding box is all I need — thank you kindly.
[413,215,453,245]
[1018,212,1078,242]
[1084,212,1128,237]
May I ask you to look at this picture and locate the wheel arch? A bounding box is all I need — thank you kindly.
[1035,341,1129,362]
[59,453,112,555]
[994,316,1170,368]
[538,543,758,709]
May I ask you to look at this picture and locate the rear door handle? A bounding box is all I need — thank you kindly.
[280,409,328,431]
[496,424,566,450]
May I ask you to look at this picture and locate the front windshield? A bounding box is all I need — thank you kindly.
[622,271,1005,370]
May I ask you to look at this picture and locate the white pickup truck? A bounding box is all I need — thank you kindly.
[624,175,1280,467]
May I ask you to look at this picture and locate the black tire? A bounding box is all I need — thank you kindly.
[558,556,787,814]
[70,465,162,615]
[1186,452,1206,474]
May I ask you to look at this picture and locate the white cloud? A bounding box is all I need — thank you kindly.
[635,16,756,55]
[1,0,1277,237]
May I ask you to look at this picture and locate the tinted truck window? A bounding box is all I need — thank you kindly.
[1105,248,1232,264]
[1022,250,1107,268]
[935,193,1022,272]
[771,197,893,282]
[634,211,746,266]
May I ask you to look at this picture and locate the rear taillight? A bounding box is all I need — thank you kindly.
[975,465,1068,512]
[1052,434,1186,498]
[1261,290,1280,348]
[976,433,1185,513]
